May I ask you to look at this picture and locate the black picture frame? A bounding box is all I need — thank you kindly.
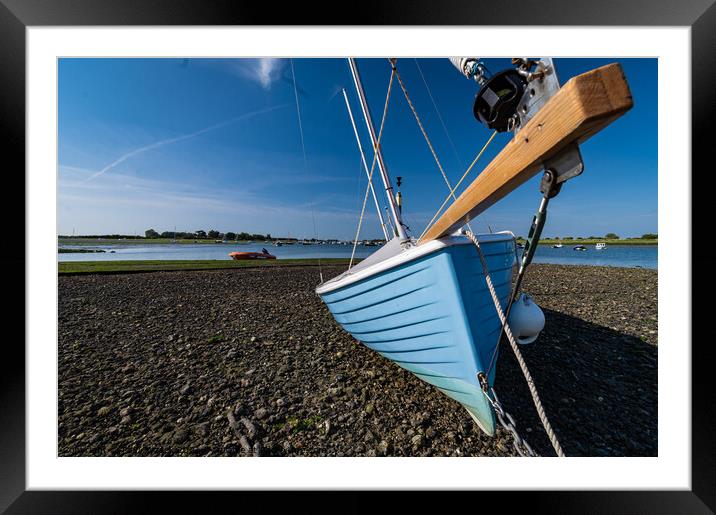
[2,1,712,512]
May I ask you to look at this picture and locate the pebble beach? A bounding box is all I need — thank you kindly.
[58,263,657,457]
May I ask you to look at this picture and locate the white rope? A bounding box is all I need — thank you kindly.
[465,230,565,457]
[349,68,396,269]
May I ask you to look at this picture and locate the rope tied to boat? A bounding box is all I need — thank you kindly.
[465,229,565,457]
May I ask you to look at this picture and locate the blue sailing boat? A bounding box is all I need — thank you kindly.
[317,234,515,434]
[317,57,633,435]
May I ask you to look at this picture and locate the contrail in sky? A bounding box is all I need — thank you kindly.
[85,103,290,181]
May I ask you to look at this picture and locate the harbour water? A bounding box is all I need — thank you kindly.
[526,244,656,269]
[58,242,657,269]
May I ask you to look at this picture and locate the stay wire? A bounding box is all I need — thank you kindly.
[417,131,497,242]
[290,59,309,173]
[311,203,323,284]
[349,66,396,269]
[414,58,464,170]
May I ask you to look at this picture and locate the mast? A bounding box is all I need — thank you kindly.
[341,88,389,241]
[347,58,407,239]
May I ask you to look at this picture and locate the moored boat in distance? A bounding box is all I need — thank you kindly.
[229,248,277,260]
[595,242,606,250]
[573,245,587,251]
[552,243,563,248]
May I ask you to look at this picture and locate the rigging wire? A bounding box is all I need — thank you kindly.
[394,63,454,200]
[290,59,309,173]
[349,67,396,269]
[290,59,323,282]
[342,88,390,240]
[352,155,365,254]
[417,130,497,241]
[355,154,364,213]
[414,58,464,169]
[311,203,323,284]
[392,60,497,242]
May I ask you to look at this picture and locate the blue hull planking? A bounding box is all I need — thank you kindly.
[319,238,515,435]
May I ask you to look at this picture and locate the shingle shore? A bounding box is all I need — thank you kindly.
[58,264,657,457]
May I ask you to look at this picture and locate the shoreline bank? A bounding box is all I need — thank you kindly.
[58,255,657,275]
[58,258,355,275]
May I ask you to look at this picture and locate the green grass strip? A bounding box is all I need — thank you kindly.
[59,258,354,275]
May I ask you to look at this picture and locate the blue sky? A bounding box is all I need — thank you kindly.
[58,57,657,239]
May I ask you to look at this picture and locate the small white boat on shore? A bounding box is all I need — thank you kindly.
[595,242,606,250]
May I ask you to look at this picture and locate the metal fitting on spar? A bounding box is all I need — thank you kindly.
[448,57,491,85]
[506,293,545,345]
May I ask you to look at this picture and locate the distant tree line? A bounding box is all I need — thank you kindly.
[144,228,273,241]
[62,230,657,242]
[517,233,657,241]
[58,234,144,239]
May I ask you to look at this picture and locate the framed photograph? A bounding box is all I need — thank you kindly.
[4,0,712,511]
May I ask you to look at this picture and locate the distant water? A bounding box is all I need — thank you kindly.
[57,242,377,262]
[58,242,657,269]
[523,244,657,269]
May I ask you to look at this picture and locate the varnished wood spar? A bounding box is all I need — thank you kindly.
[420,63,633,243]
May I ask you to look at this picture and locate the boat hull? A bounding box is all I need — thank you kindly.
[228,252,277,260]
[318,236,515,435]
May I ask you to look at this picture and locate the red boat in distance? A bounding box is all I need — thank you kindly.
[229,248,277,260]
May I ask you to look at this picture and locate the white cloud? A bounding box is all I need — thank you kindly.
[256,58,283,89]
[228,58,286,90]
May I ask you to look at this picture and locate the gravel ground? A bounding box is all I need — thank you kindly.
[58,263,657,457]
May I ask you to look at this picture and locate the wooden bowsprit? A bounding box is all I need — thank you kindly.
[420,62,634,243]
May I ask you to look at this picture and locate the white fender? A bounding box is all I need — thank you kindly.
[507,293,545,345]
